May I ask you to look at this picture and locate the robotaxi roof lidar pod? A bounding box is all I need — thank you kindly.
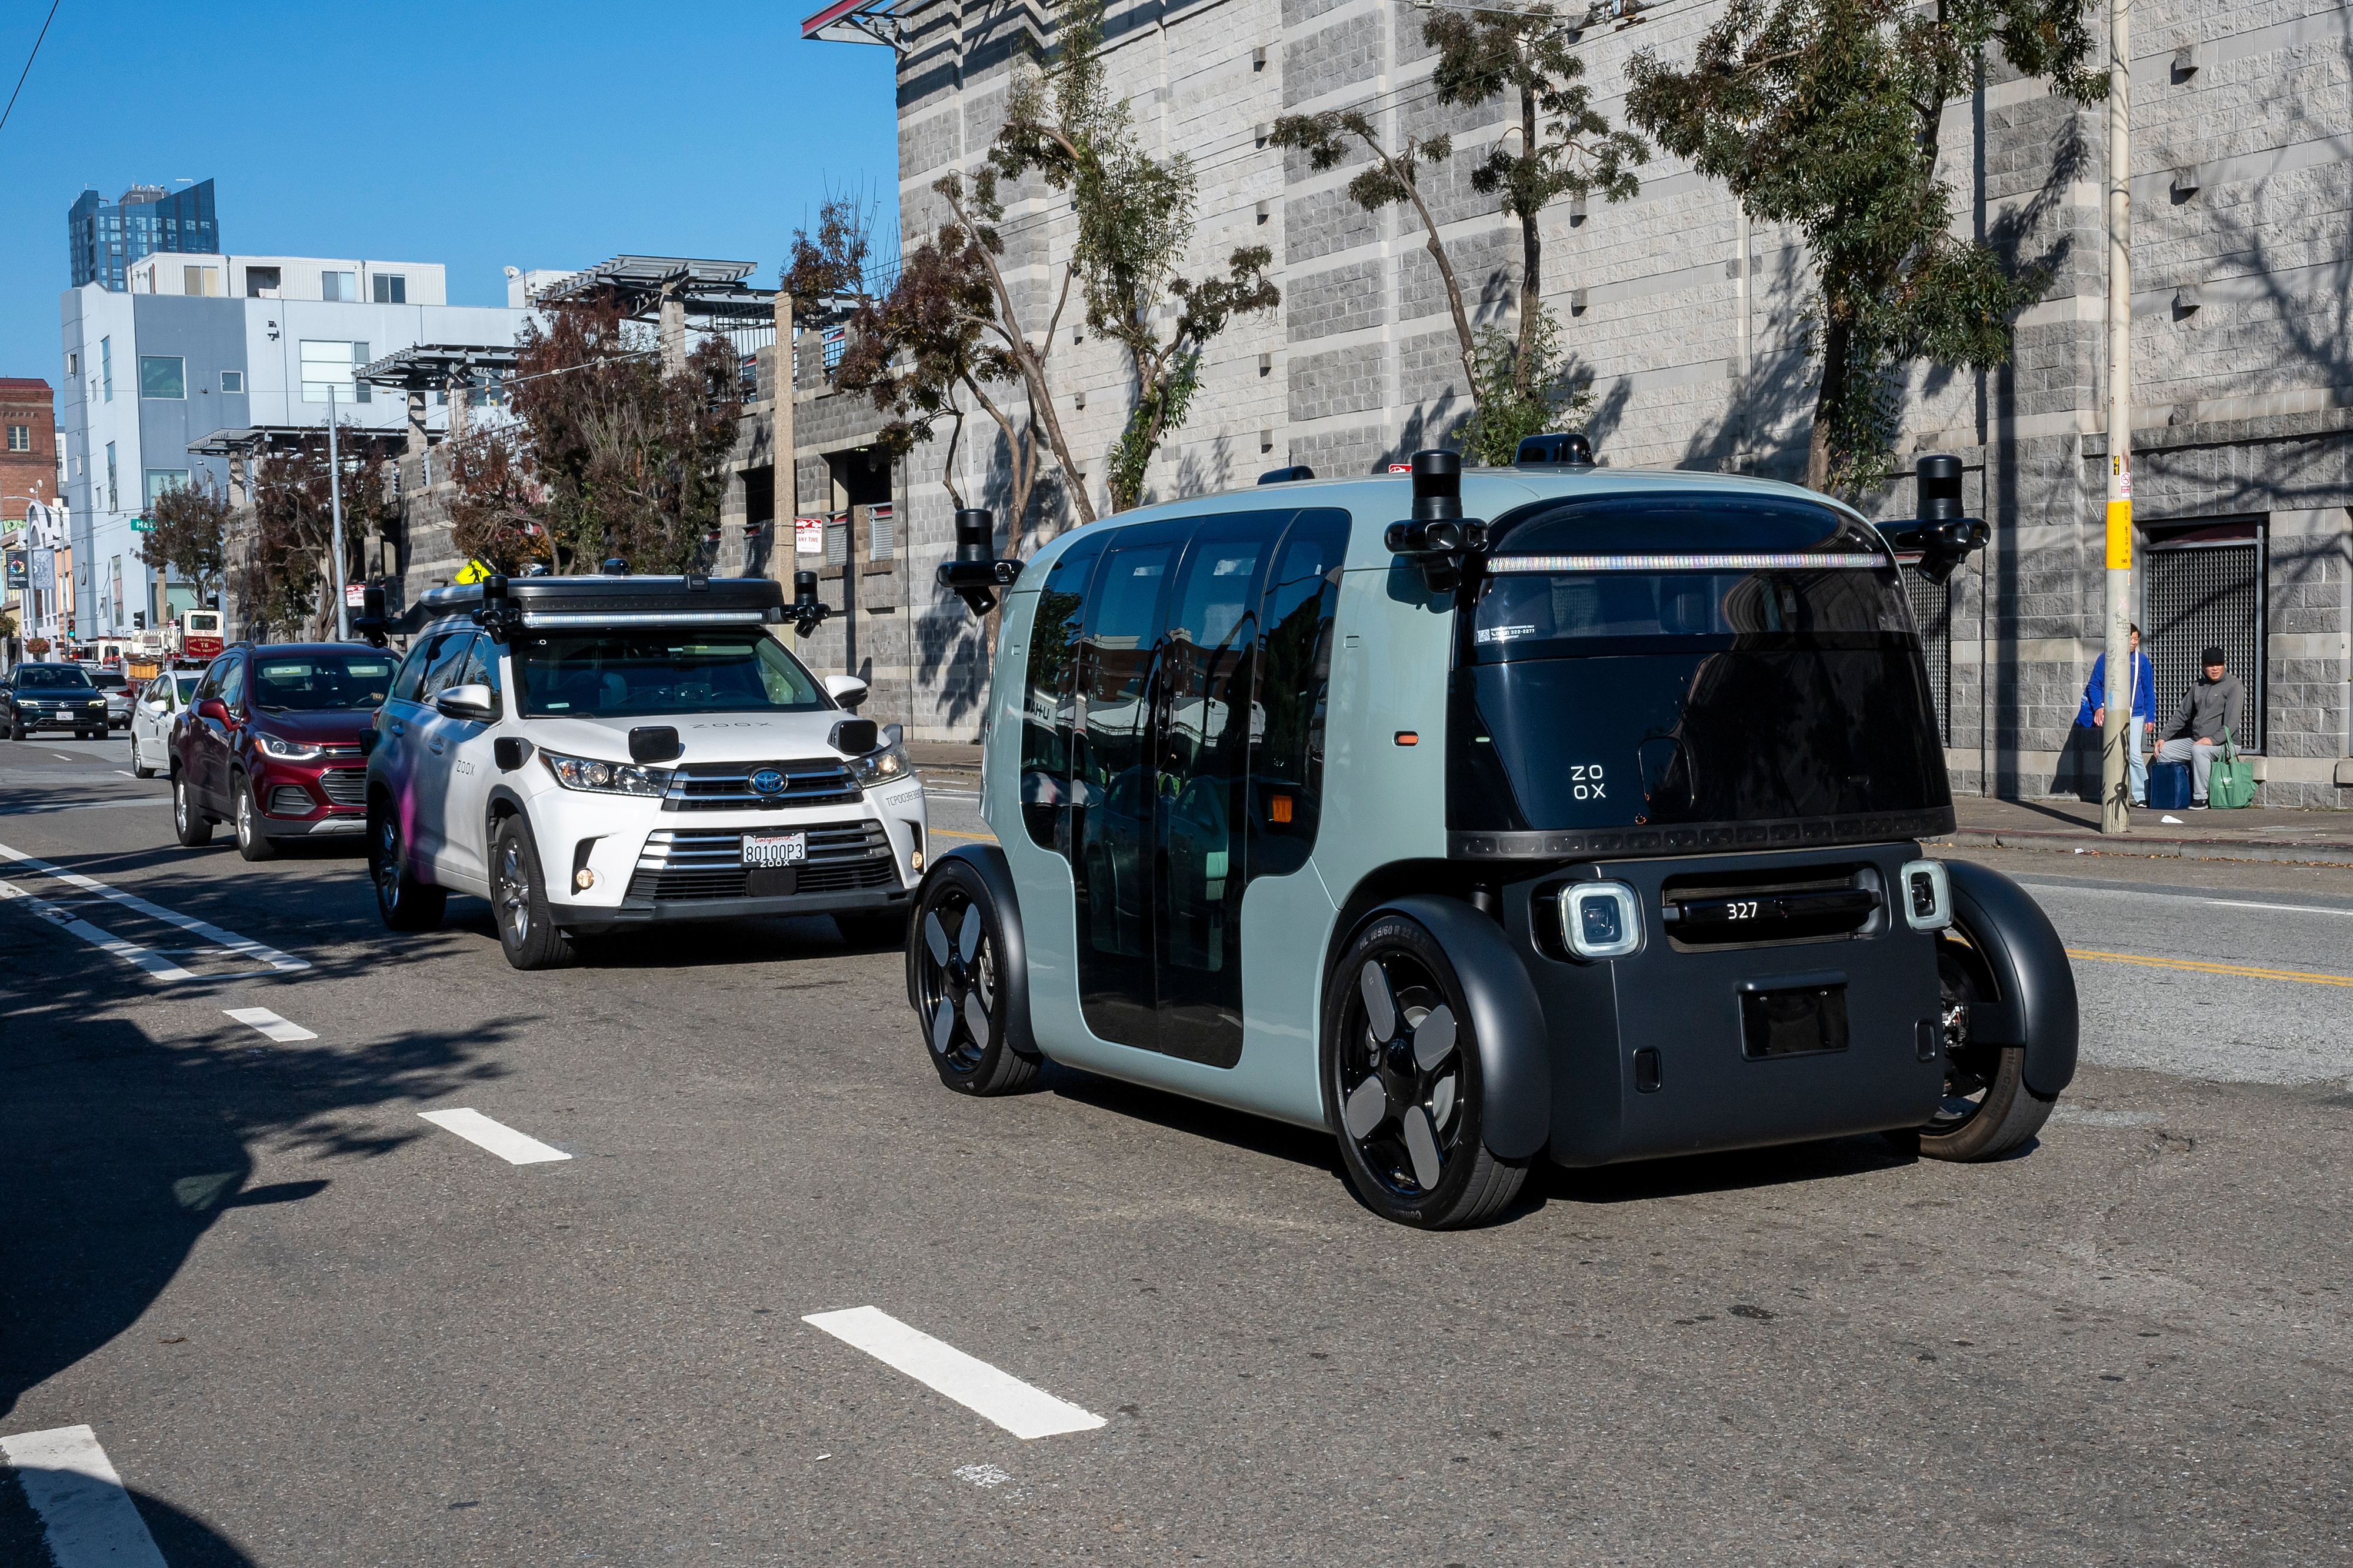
[908,444,2075,1229]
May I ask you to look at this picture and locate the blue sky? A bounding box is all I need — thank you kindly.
[0,0,900,400]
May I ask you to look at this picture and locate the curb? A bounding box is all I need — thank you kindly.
[1936,828,2353,866]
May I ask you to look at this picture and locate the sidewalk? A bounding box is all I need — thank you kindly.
[1939,795,2353,865]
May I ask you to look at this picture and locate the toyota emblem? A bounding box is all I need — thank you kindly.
[749,768,786,795]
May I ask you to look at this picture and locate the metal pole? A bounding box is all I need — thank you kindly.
[327,381,350,642]
[2099,0,2133,833]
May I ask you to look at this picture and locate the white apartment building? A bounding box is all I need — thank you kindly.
[58,253,530,638]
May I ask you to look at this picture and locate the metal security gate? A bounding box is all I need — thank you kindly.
[2144,519,2264,752]
[1904,565,1953,743]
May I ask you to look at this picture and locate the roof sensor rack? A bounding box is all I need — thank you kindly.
[1382,450,1489,593]
[1514,431,1595,467]
[1257,465,1315,485]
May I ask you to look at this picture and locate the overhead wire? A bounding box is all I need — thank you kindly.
[0,0,61,137]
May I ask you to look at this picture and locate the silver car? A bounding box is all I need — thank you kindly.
[130,668,204,778]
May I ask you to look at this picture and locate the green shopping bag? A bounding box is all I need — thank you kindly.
[2208,726,2257,809]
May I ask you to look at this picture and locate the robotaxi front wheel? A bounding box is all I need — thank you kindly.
[492,816,573,970]
[1895,937,2056,1162]
[1323,915,1529,1229]
[909,863,1036,1096]
[369,804,445,932]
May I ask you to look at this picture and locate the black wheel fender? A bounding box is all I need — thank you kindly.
[1945,860,2078,1099]
[908,845,1040,1061]
[1361,895,1551,1162]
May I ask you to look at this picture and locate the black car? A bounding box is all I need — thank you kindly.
[3,662,113,740]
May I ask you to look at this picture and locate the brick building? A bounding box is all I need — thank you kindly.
[1,378,57,524]
[794,0,2351,799]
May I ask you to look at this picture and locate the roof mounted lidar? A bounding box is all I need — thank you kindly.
[1877,453,1989,585]
[936,509,1024,617]
[1514,431,1595,467]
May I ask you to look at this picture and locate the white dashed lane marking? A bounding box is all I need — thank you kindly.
[0,1425,169,1568]
[224,1006,318,1042]
[803,1306,1107,1440]
[0,879,196,980]
[0,840,308,972]
[419,1108,574,1165]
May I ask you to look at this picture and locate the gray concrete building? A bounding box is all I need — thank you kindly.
[798,0,2350,802]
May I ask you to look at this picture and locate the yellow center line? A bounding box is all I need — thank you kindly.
[927,827,998,842]
[2066,949,2353,987]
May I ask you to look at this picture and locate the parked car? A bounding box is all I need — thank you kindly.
[129,668,205,777]
[364,573,926,970]
[171,643,397,861]
[2,662,111,739]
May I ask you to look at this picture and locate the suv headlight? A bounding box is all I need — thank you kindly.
[1899,859,1952,931]
[849,734,912,789]
[541,749,671,797]
[1561,881,1644,959]
[259,734,324,760]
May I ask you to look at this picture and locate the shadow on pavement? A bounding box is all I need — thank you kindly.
[0,1462,258,1568]
[1538,1132,1917,1206]
[0,945,519,1427]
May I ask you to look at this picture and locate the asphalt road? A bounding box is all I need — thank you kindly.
[2,736,2348,1566]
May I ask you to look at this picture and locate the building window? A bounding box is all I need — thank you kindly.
[105,442,117,512]
[139,356,186,399]
[65,351,76,376]
[372,273,406,304]
[220,370,244,394]
[299,340,372,404]
[321,270,357,302]
[100,337,112,401]
[145,470,189,506]
[245,266,279,298]
[5,425,27,453]
[183,265,221,296]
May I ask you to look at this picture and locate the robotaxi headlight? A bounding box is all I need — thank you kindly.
[849,735,913,789]
[1561,881,1643,960]
[258,734,324,760]
[1899,858,1952,932]
[540,749,671,798]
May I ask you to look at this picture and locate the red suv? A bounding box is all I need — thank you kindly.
[172,643,399,861]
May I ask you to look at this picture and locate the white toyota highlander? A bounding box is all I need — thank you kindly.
[362,572,925,969]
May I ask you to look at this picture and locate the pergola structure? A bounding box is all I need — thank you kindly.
[801,0,903,49]
[356,343,524,453]
[535,256,780,388]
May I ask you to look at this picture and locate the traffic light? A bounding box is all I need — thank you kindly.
[132,611,145,630]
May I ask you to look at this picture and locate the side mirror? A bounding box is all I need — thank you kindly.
[825,674,869,711]
[435,683,496,722]
[196,697,229,722]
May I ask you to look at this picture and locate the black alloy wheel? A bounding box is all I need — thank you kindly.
[1901,937,2056,1162]
[1324,915,1527,1229]
[368,804,445,932]
[491,815,571,970]
[910,865,1036,1095]
[172,772,213,847]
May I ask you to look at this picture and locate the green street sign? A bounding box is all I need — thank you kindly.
[130,516,154,533]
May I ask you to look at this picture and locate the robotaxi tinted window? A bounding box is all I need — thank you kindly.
[512,632,825,719]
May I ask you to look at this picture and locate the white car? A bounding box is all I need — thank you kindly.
[362,573,927,969]
[129,668,205,777]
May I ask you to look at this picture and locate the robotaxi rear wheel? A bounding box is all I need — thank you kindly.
[1897,938,2055,1162]
[1323,915,1528,1229]
[909,862,1036,1096]
[369,803,445,932]
[492,815,573,970]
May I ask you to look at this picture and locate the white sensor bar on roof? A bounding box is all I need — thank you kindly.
[1484,552,1889,573]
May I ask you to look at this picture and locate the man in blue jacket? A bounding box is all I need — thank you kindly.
[2075,623,2156,806]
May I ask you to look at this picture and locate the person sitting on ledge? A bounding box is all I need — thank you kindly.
[2152,645,2245,809]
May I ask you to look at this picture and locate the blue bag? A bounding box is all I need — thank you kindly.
[2148,758,2194,810]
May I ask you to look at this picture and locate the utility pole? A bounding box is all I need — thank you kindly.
[326,381,350,642]
[2099,0,2134,834]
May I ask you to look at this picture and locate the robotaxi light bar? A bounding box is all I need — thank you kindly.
[1483,551,1890,573]
[518,610,773,628]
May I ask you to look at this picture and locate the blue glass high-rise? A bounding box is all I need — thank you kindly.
[68,180,221,291]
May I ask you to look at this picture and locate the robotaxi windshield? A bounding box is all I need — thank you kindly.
[1451,496,1950,833]
[512,632,828,719]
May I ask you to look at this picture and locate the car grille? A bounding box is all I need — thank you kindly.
[319,768,366,805]
[626,821,898,902]
[662,758,860,811]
